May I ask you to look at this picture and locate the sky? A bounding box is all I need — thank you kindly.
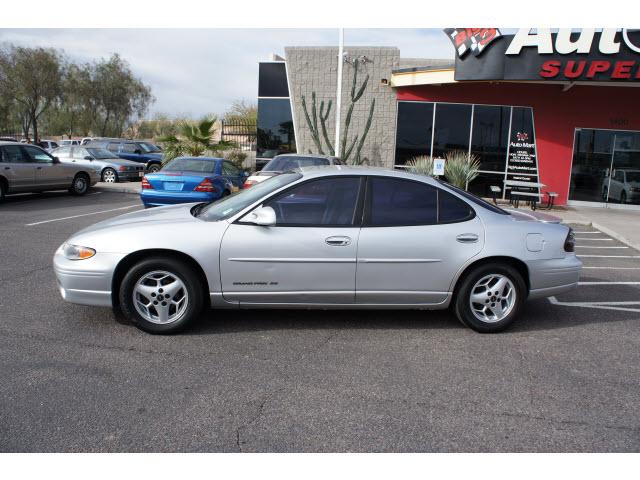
[0,28,454,118]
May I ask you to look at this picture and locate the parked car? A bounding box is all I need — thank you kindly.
[81,137,97,145]
[0,141,98,201]
[60,139,81,146]
[37,140,60,152]
[86,138,163,172]
[244,154,342,188]
[602,169,640,204]
[53,166,581,334]
[0,136,18,142]
[53,146,145,183]
[140,156,248,208]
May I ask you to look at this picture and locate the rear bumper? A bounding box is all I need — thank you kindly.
[139,189,219,207]
[527,255,582,299]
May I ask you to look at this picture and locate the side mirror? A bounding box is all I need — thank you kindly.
[244,206,276,226]
[52,156,60,164]
[84,156,94,161]
[134,149,142,155]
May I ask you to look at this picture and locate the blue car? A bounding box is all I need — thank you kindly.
[86,139,164,172]
[140,156,247,208]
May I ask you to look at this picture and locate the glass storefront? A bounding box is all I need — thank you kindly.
[395,101,538,199]
[569,128,640,205]
[257,62,296,162]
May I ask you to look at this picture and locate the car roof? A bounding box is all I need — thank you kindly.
[274,153,338,159]
[294,165,440,185]
[171,156,224,161]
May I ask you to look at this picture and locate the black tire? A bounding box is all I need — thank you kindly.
[119,257,204,334]
[147,163,161,173]
[101,167,118,183]
[0,179,5,202]
[620,191,627,204]
[69,173,89,195]
[222,190,230,197]
[602,187,608,201]
[454,263,526,333]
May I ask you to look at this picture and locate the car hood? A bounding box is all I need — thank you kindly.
[504,208,562,223]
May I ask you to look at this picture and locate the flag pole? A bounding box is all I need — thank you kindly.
[334,28,344,158]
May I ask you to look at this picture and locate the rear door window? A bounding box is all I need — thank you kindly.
[438,189,475,223]
[107,142,120,152]
[1,145,29,163]
[122,143,139,153]
[366,177,438,226]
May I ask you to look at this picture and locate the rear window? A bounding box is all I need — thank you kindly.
[439,181,509,215]
[264,156,331,172]
[163,157,218,173]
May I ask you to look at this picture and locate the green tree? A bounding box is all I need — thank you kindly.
[0,45,63,141]
[223,99,257,123]
[158,117,236,162]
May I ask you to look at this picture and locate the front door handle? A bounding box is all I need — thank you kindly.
[456,233,479,243]
[325,236,351,246]
[3,166,9,170]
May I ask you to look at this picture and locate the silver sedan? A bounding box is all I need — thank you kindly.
[54,167,582,334]
[53,146,145,183]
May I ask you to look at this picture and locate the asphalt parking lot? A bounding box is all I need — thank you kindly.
[1,189,639,452]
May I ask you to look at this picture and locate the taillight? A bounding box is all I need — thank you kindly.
[194,178,216,193]
[141,177,152,189]
[243,179,257,189]
[564,228,575,252]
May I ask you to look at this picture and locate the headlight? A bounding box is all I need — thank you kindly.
[62,243,96,260]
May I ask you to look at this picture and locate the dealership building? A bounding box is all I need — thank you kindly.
[256,29,640,207]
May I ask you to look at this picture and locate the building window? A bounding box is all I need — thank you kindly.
[470,105,510,172]
[394,102,433,166]
[432,103,472,159]
[257,98,296,159]
[258,63,289,97]
[569,128,640,204]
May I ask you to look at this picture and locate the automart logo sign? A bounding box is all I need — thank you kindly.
[446,28,640,82]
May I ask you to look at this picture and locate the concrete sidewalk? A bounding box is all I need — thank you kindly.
[93,181,141,195]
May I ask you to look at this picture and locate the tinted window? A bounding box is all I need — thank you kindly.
[258,62,289,97]
[86,148,119,159]
[394,102,434,166]
[1,145,28,163]
[265,177,360,226]
[264,155,330,171]
[107,142,120,152]
[257,98,296,158]
[367,177,437,226]
[23,146,52,163]
[438,189,474,223]
[122,143,139,153]
[432,103,472,159]
[440,181,508,215]
[470,105,510,172]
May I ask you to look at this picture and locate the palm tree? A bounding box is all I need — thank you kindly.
[158,117,236,162]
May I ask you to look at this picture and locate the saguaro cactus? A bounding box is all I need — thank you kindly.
[301,92,335,155]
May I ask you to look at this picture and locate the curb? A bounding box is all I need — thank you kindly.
[93,185,140,195]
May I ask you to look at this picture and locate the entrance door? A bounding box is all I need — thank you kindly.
[355,177,484,305]
[569,128,640,207]
[220,176,363,304]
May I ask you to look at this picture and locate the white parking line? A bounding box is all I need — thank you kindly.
[582,266,640,270]
[578,281,640,285]
[549,296,640,313]
[575,238,613,241]
[575,246,628,249]
[25,205,141,226]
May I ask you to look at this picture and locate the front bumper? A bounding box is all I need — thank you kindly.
[53,249,125,307]
[118,170,144,181]
[139,189,219,207]
[527,254,583,299]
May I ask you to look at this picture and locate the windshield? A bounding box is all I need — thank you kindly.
[163,157,218,173]
[264,156,330,172]
[438,180,509,215]
[198,172,302,221]
[139,142,162,153]
[86,148,119,159]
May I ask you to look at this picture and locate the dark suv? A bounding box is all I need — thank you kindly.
[85,139,164,172]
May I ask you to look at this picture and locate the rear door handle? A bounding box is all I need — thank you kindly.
[325,236,351,246]
[456,233,479,243]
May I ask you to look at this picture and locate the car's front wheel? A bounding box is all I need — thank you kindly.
[119,257,204,334]
[69,173,89,195]
[454,263,526,333]
[102,167,118,183]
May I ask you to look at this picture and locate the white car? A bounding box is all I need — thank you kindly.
[244,154,341,188]
[602,169,640,204]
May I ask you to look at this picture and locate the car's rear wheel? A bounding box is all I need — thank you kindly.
[0,179,5,202]
[102,167,118,183]
[147,163,161,173]
[620,191,627,204]
[119,257,204,334]
[69,173,89,195]
[454,263,526,333]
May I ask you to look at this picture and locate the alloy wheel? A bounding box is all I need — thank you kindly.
[133,270,189,324]
[102,168,117,183]
[469,274,516,323]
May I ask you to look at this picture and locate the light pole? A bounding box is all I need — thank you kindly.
[334,28,344,157]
